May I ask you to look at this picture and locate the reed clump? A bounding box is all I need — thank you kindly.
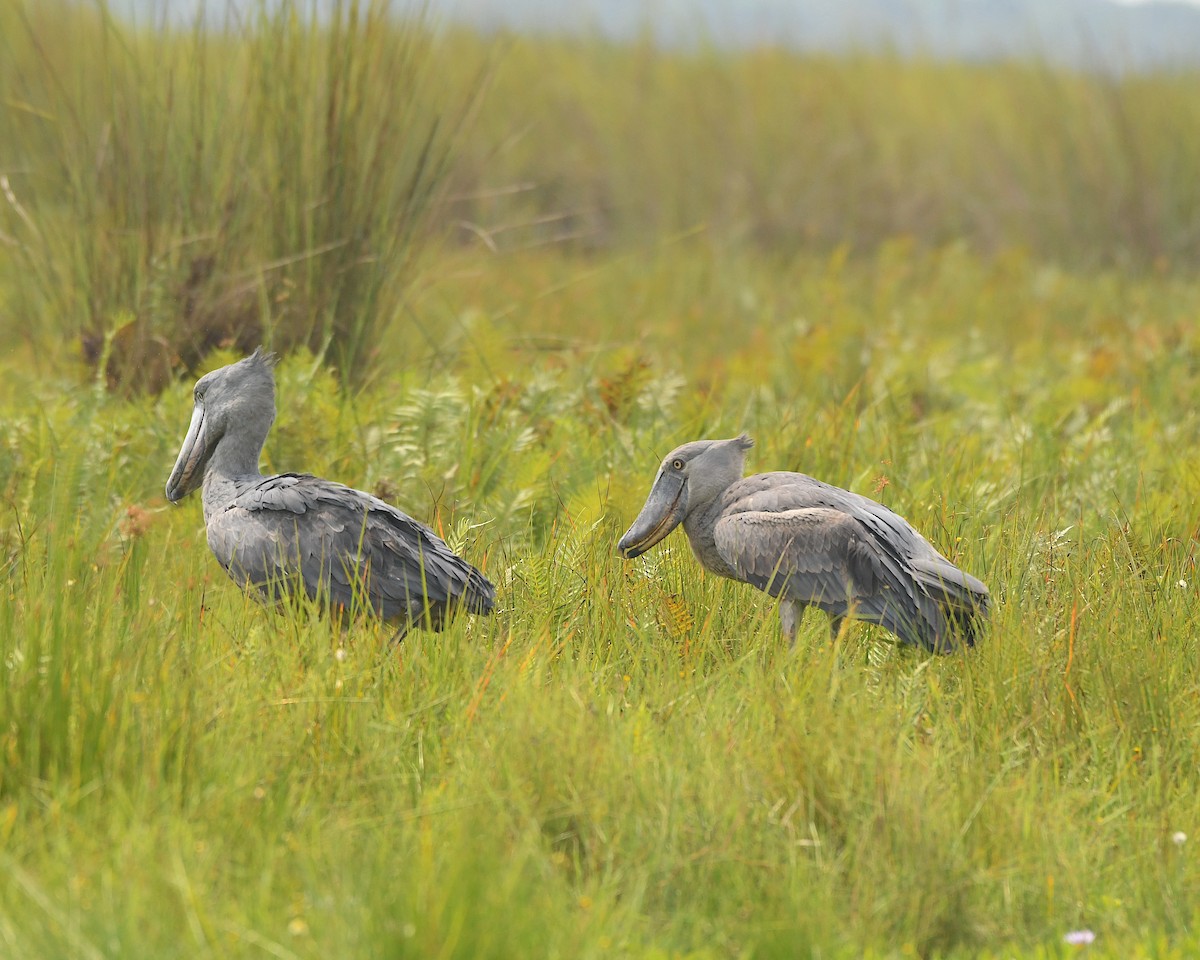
[0,0,484,389]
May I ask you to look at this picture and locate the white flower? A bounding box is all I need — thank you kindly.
[335,647,347,662]
[1178,580,1188,589]
[1171,831,1187,846]
[1063,930,1096,946]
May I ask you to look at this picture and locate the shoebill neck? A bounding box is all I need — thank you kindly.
[682,489,738,579]
[201,429,267,515]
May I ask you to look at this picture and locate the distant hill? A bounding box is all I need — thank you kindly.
[111,0,1200,70]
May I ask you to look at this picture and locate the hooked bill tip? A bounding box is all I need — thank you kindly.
[617,530,651,559]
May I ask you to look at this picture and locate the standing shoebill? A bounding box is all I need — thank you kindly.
[165,349,494,634]
[617,435,989,652]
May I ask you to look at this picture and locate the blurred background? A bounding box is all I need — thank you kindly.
[3,0,1199,389]
[111,0,1200,69]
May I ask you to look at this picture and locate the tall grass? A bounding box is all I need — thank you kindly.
[5,5,1200,392]
[0,0,485,387]
[442,35,1200,267]
[1,243,1198,957]
[1,5,1199,954]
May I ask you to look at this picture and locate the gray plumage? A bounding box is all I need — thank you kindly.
[165,349,494,632]
[617,435,989,652]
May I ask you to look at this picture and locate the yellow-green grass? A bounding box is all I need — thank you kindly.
[0,0,483,383]
[3,2,1200,954]
[1,241,1198,957]
[441,34,1200,268]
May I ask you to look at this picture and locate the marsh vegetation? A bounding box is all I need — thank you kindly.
[1,2,1198,956]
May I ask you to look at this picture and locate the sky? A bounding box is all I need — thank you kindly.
[103,0,1200,72]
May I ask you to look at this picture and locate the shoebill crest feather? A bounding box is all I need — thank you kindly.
[165,349,495,634]
[617,434,989,652]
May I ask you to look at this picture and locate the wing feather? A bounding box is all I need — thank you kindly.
[714,508,871,608]
[713,473,987,650]
[206,473,494,626]
[715,508,942,647]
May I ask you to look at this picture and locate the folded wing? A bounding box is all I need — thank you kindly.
[206,473,495,627]
[713,473,988,651]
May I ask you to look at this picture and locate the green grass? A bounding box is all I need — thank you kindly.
[2,241,1199,958]
[0,0,483,384]
[441,36,1200,268]
[6,1,1200,392]
[2,2,1200,955]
